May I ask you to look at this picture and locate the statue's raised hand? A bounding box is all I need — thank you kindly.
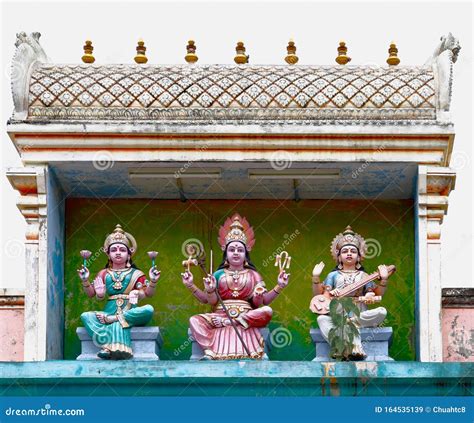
[277,270,290,288]
[203,274,216,293]
[378,264,389,281]
[93,275,106,298]
[253,283,265,297]
[312,261,325,278]
[77,265,90,282]
[181,270,193,287]
[149,265,161,283]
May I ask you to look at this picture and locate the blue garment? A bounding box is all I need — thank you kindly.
[80,268,153,359]
[323,270,376,295]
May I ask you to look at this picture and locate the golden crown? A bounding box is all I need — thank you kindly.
[330,225,366,262]
[218,213,255,251]
[226,218,247,245]
[104,224,137,255]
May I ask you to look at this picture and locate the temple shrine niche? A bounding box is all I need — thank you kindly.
[1,31,471,396]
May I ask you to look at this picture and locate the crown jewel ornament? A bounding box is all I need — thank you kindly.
[330,225,367,262]
[218,213,256,251]
[103,224,137,255]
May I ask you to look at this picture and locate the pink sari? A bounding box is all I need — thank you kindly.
[189,268,272,359]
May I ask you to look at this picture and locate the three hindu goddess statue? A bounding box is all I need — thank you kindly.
[182,214,290,360]
[310,226,394,360]
[77,224,161,360]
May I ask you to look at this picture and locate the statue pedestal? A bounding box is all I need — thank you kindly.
[76,327,163,360]
[188,328,271,360]
[310,327,394,361]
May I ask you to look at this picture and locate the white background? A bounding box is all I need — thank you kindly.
[1,0,472,289]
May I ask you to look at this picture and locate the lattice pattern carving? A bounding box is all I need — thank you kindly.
[28,64,435,115]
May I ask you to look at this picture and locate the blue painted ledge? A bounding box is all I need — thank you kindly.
[0,361,472,396]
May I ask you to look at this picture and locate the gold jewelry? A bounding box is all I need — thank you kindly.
[116,313,130,328]
[312,276,321,284]
[104,224,137,256]
[338,269,359,288]
[218,214,255,251]
[104,315,115,324]
[107,268,133,290]
[274,285,283,294]
[225,269,248,298]
[331,226,367,262]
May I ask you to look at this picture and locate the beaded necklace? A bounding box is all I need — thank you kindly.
[107,267,133,290]
[225,269,249,298]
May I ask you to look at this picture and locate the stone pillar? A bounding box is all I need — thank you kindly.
[416,166,456,362]
[6,166,65,361]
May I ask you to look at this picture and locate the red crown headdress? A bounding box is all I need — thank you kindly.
[218,213,255,251]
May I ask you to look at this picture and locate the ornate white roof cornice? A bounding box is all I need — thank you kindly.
[9,33,461,126]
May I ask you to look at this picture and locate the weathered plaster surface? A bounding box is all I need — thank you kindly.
[442,309,474,362]
[0,361,472,396]
[0,309,24,361]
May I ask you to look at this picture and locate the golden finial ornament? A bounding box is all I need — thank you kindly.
[335,41,351,65]
[185,40,198,63]
[386,42,400,66]
[234,41,249,64]
[134,39,148,64]
[82,40,95,64]
[285,39,299,65]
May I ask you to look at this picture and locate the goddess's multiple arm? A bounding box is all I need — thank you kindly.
[181,270,211,304]
[78,264,162,302]
[78,253,389,308]
[181,268,290,307]
[311,261,327,296]
[252,270,290,306]
[373,264,389,296]
[310,262,391,301]
[77,265,102,299]
[143,265,161,298]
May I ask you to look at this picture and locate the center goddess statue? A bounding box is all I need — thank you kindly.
[182,214,290,360]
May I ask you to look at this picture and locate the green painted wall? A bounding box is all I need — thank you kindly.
[64,199,415,361]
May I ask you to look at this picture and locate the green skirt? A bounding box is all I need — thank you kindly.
[81,304,154,360]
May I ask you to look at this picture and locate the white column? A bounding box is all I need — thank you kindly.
[6,166,48,361]
[416,166,456,362]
